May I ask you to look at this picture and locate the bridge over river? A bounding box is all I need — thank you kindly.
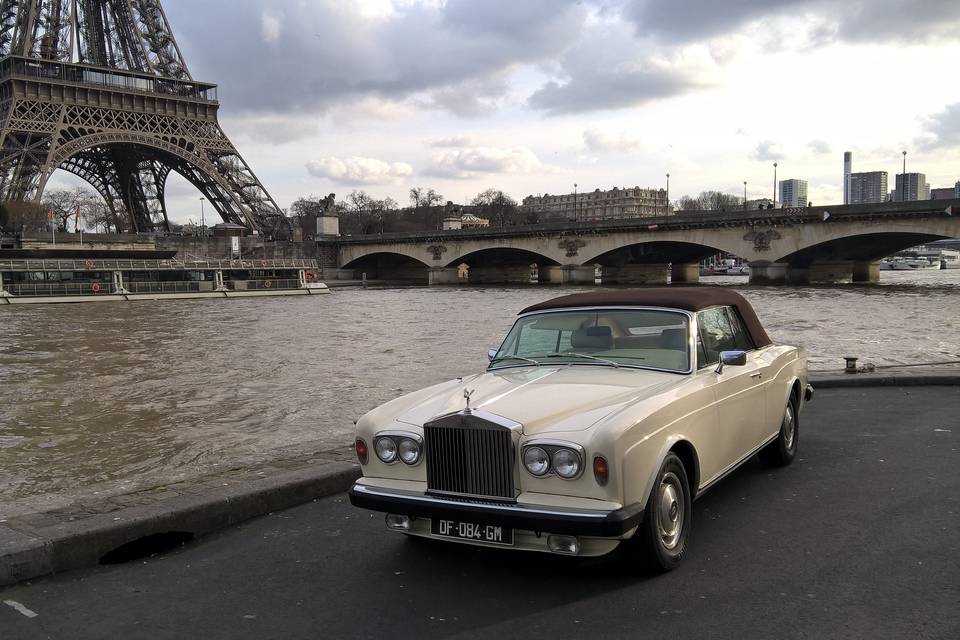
[320,199,960,286]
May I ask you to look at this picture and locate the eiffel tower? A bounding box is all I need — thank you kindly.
[0,0,287,236]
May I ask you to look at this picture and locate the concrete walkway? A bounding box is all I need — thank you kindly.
[1,371,957,589]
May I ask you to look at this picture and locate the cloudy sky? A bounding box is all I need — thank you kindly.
[53,0,960,223]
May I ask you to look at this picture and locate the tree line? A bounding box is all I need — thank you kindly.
[289,187,535,236]
[0,184,794,236]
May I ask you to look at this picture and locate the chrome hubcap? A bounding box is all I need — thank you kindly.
[657,472,684,550]
[783,405,795,450]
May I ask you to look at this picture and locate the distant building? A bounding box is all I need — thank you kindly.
[931,187,956,200]
[891,173,930,202]
[956,181,960,199]
[849,171,888,204]
[778,179,808,207]
[461,213,489,228]
[745,198,775,210]
[521,186,668,222]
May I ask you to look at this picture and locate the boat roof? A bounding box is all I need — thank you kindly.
[519,287,772,347]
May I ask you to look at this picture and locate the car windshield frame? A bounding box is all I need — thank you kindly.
[489,306,695,375]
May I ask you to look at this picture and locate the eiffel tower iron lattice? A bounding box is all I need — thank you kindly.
[0,0,287,236]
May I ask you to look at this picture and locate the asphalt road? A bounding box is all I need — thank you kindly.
[1,387,958,640]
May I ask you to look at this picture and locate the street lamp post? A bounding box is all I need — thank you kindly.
[743,181,747,210]
[773,162,778,208]
[901,150,907,202]
[199,196,206,236]
[666,173,670,208]
[574,183,578,223]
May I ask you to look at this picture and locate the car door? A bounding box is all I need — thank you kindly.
[696,306,767,479]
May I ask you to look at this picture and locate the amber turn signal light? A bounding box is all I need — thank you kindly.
[593,455,609,486]
[355,438,369,465]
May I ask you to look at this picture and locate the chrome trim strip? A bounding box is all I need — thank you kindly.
[696,433,779,498]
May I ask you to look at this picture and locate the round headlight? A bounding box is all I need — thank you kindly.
[523,446,550,476]
[398,438,421,465]
[552,448,581,479]
[374,437,398,463]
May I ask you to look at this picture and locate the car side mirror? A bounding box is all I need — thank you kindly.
[488,349,498,362]
[715,350,747,374]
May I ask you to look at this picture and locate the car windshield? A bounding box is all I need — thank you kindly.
[491,309,691,373]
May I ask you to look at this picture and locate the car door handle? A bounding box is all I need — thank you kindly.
[750,373,763,379]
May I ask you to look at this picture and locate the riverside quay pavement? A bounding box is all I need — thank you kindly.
[1,385,958,640]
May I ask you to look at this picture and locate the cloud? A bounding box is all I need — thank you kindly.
[425,146,545,180]
[424,76,510,118]
[260,11,281,42]
[582,128,643,153]
[306,156,413,185]
[917,103,960,151]
[623,0,960,46]
[430,136,478,148]
[527,21,709,115]
[751,140,785,161]
[167,0,586,116]
[808,139,831,155]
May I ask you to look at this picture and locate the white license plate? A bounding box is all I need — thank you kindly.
[430,518,514,545]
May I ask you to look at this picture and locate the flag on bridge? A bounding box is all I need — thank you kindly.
[819,211,831,222]
[946,205,954,216]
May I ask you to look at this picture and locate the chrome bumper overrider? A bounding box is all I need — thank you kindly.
[805,384,814,402]
[349,483,643,537]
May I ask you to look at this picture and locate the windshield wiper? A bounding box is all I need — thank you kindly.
[489,355,541,367]
[544,352,621,368]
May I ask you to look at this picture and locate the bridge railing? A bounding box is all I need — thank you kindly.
[329,198,960,244]
[0,258,317,272]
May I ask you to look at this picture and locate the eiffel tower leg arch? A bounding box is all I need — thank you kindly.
[38,134,269,234]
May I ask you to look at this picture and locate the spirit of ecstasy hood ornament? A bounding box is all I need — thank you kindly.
[463,388,475,414]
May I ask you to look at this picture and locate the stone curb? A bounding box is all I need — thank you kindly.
[0,461,361,589]
[810,371,960,388]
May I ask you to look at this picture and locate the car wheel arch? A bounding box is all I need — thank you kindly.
[633,437,701,507]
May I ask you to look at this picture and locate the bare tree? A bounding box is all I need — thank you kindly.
[471,188,519,227]
[675,190,742,211]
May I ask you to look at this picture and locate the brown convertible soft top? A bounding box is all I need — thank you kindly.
[519,288,772,347]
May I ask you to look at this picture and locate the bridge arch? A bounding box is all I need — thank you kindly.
[341,251,431,282]
[775,231,951,266]
[579,240,728,267]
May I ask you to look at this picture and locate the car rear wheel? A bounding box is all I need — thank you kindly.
[760,396,798,467]
[632,452,691,572]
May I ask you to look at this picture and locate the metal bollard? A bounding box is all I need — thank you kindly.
[843,356,858,374]
[362,272,367,289]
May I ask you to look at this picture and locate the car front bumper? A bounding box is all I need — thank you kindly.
[349,483,644,538]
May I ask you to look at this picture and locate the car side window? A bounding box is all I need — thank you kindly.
[697,307,738,366]
[724,307,755,351]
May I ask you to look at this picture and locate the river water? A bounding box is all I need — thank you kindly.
[2,270,959,516]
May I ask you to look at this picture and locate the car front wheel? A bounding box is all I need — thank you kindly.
[633,452,691,572]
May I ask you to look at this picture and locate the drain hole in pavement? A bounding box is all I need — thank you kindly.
[99,531,195,565]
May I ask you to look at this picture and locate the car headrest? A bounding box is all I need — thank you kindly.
[661,327,688,350]
[571,326,613,350]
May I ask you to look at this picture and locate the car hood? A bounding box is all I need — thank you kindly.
[394,365,687,435]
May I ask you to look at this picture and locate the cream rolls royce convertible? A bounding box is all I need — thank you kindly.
[349,288,812,571]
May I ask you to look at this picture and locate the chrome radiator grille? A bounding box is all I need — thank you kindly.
[424,417,514,500]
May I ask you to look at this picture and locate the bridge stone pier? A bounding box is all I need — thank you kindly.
[322,200,960,287]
